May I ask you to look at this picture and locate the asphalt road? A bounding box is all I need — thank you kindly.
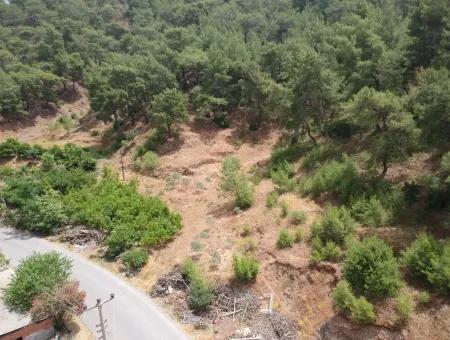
[0,227,189,340]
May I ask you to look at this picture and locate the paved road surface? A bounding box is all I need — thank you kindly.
[0,227,189,340]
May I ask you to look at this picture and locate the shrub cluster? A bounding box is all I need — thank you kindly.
[344,237,403,299]
[402,234,450,293]
[302,144,339,170]
[182,259,215,312]
[133,151,160,174]
[332,280,376,324]
[121,248,149,271]
[270,161,295,193]
[4,252,72,312]
[277,229,294,248]
[220,156,254,209]
[311,206,355,247]
[0,138,44,160]
[233,254,259,281]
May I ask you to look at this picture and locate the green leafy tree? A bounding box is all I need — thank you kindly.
[345,87,419,175]
[151,88,188,136]
[4,252,72,312]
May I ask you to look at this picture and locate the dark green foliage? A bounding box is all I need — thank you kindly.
[121,248,149,271]
[300,158,364,203]
[17,193,67,234]
[182,259,215,312]
[63,176,182,257]
[311,237,342,263]
[351,297,376,324]
[350,196,392,227]
[312,206,356,246]
[233,254,259,282]
[402,234,450,293]
[302,144,339,170]
[46,144,97,171]
[270,161,295,193]
[0,139,44,159]
[277,229,294,249]
[4,252,71,312]
[344,237,403,299]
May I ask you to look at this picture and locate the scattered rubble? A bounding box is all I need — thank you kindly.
[151,269,299,339]
[58,225,106,245]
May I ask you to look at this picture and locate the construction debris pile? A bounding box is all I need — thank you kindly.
[151,268,299,339]
[57,225,106,245]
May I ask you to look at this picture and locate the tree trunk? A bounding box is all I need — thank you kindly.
[381,154,388,177]
[305,123,317,145]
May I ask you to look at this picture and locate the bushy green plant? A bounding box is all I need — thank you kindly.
[396,293,413,324]
[121,248,149,271]
[221,156,241,192]
[270,161,295,193]
[350,196,391,226]
[312,206,355,246]
[46,144,96,171]
[290,210,307,224]
[234,176,254,209]
[440,151,450,178]
[233,254,259,281]
[417,291,430,305]
[143,128,167,151]
[188,278,215,313]
[300,158,364,203]
[277,229,294,248]
[4,252,71,312]
[311,237,342,263]
[266,191,279,209]
[64,177,182,257]
[333,280,355,312]
[0,138,44,160]
[302,144,338,170]
[351,296,376,324]
[280,201,289,217]
[294,228,303,243]
[270,143,308,169]
[344,237,403,299]
[17,193,68,234]
[402,234,450,292]
[134,151,159,173]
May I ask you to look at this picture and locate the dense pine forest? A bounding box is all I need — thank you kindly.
[0,0,450,339]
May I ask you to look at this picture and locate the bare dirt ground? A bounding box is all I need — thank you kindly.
[2,90,450,340]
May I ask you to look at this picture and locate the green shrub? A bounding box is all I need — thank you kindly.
[234,176,254,209]
[4,252,71,312]
[350,196,391,226]
[233,254,259,281]
[188,278,215,312]
[280,201,289,217]
[402,234,450,292]
[302,144,338,170]
[290,211,307,225]
[350,296,376,324]
[396,293,413,324]
[441,151,450,179]
[266,191,279,209]
[221,156,241,192]
[312,206,355,246]
[270,161,295,193]
[277,229,294,248]
[134,151,159,174]
[311,237,342,263]
[143,128,167,151]
[121,248,149,271]
[46,144,96,171]
[294,228,303,243]
[64,177,182,257]
[344,237,403,299]
[333,280,355,312]
[0,138,44,160]
[417,291,430,305]
[300,158,363,203]
[270,143,308,169]
[17,193,68,234]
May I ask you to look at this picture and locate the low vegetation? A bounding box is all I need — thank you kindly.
[121,248,149,272]
[233,254,259,282]
[220,156,254,209]
[182,259,215,313]
[277,229,294,249]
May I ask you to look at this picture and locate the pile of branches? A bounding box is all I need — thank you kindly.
[150,266,188,297]
[58,225,106,245]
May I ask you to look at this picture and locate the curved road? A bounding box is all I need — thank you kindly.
[0,227,189,340]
